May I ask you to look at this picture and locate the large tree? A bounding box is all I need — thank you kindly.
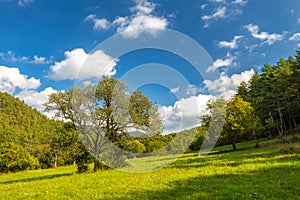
[44,77,162,171]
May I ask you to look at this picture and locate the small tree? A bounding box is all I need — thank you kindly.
[222,95,255,151]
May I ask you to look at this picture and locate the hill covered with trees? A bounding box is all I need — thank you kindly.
[0,92,83,172]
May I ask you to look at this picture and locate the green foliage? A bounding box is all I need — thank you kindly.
[0,91,86,172]
[222,95,255,150]
[0,92,54,147]
[146,140,165,152]
[238,49,300,140]
[122,139,146,154]
[0,142,39,173]
[44,77,163,172]
[189,126,207,150]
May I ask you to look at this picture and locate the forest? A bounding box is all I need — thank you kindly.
[1,50,300,173]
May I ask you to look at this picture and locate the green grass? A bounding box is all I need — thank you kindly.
[1,138,300,199]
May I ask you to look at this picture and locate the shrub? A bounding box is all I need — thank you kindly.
[0,142,40,173]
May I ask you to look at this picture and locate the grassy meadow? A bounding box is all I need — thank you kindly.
[1,138,300,200]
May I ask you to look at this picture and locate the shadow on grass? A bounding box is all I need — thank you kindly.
[168,147,299,169]
[0,172,73,185]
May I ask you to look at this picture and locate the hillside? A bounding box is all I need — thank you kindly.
[0,91,54,146]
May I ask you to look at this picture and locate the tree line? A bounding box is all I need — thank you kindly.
[192,50,300,151]
[1,50,300,173]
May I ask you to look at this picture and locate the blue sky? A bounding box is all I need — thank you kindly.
[0,0,300,133]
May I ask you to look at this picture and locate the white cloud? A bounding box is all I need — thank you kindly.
[210,0,226,3]
[186,84,198,95]
[297,18,300,24]
[131,0,156,14]
[231,0,248,6]
[0,51,17,62]
[204,69,255,99]
[206,53,235,72]
[170,87,180,94]
[245,24,284,45]
[113,0,168,38]
[202,6,227,21]
[30,55,52,64]
[85,14,110,30]
[16,87,58,112]
[218,36,243,49]
[0,65,41,94]
[85,0,168,38]
[0,51,52,64]
[48,48,118,80]
[289,33,300,41]
[159,94,212,134]
[18,0,35,7]
[114,14,168,39]
[0,66,58,118]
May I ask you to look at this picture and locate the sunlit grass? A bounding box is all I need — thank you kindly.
[1,137,299,199]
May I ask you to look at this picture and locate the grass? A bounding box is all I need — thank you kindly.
[1,138,300,199]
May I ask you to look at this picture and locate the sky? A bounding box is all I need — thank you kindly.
[0,0,299,133]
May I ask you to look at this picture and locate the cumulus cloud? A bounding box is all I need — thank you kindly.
[114,14,168,38]
[48,48,118,80]
[159,94,212,134]
[218,36,243,49]
[206,53,235,72]
[204,69,255,99]
[16,87,58,112]
[170,87,180,94]
[0,65,41,94]
[85,0,168,38]
[289,33,300,41]
[245,24,284,45]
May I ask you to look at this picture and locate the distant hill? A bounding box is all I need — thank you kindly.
[0,91,55,147]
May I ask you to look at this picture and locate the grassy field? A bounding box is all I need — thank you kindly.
[0,138,300,199]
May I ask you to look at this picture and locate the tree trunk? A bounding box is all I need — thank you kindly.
[232,142,237,151]
[93,159,101,172]
[277,102,285,142]
[253,112,259,148]
[54,153,58,169]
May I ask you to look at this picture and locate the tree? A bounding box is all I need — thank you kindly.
[44,77,163,172]
[243,51,300,142]
[122,139,146,158]
[48,122,82,168]
[222,95,255,151]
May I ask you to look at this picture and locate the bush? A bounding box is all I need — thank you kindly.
[30,144,53,169]
[0,142,39,173]
[280,145,299,154]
